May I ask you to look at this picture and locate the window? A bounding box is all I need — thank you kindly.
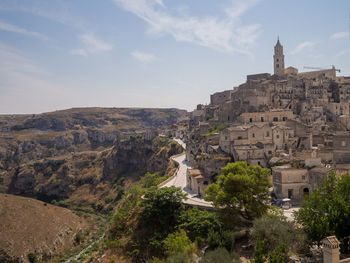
[268,150,272,154]
[302,175,306,181]
[261,117,264,122]
[225,136,228,140]
[277,58,279,62]
[289,133,292,138]
[277,64,279,68]
[252,133,255,138]
[203,181,208,185]
[288,189,293,198]
[282,117,287,121]
[342,141,346,147]
[276,135,280,139]
[266,131,270,137]
[273,117,278,122]
[288,176,292,182]
[237,136,242,140]
[249,118,253,123]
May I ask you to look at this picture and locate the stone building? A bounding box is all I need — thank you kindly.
[185,37,350,202]
[240,110,294,124]
[273,38,285,76]
[210,90,233,105]
[333,132,350,164]
[272,165,331,203]
[186,169,211,196]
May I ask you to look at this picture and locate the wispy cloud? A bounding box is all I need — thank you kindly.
[113,0,262,55]
[0,43,48,76]
[291,41,316,55]
[330,31,349,40]
[69,34,113,56]
[0,0,86,30]
[336,49,350,57]
[131,51,156,62]
[0,20,48,40]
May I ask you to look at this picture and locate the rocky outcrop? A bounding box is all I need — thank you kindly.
[9,168,36,195]
[87,129,118,148]
[103,138,154,181]
[103,137,183,181]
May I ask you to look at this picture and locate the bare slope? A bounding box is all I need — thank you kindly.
[0,193,86,262]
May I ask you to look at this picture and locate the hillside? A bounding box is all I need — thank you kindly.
[0,193,88,262]
[0,107,186,202]
[0,107,186,262]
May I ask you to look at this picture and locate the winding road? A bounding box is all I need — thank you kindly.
[161,139,213,208]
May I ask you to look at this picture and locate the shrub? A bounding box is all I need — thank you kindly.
[74,232,84,245]
[251,215,307,253]
[206,229,235,252]
[165,253,195,263]
[28,253,38,263]
[163,230,195,256]
[200,247,240,263]
[267,243,288,263]
[253,236,267,263]
[141,172,170,188]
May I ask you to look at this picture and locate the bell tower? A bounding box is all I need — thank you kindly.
[274,37,285,76]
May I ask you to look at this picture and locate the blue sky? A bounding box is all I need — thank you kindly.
[0,0,349,114]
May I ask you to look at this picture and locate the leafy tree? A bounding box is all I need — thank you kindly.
[163,229,195,256]
[200,247,240,263]
[205,162,270,220]
[251,215,307,253]
[294,173,350,252]
[141,186,187,234]
[178,207,222,241]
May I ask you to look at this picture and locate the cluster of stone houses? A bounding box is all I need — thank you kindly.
[177,39,350,203]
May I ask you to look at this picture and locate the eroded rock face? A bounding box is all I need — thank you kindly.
[103,138,183,181]
[87,129,118,148]
[10,168,36,195]
[102,138,154,181]
[54,135,73,150]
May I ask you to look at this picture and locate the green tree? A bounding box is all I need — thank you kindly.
[205,161,270,220]
[178,207,222,241]
[295,173,350,252]
[141,172,170,188]
[251,215,307,253]
[141,186,187,234]
[163,229,195,256]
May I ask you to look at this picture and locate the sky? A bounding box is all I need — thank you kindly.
[0,0,349,114]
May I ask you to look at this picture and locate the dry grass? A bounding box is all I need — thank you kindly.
[0,193,88,262]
